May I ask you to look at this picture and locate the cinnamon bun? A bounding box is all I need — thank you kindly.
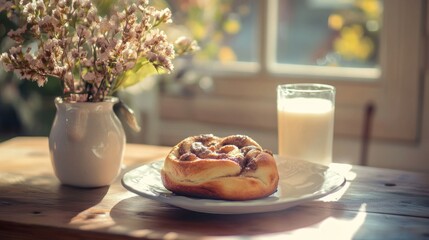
[161,134,279,200]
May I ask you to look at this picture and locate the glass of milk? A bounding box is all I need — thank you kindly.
[277,84,335,166]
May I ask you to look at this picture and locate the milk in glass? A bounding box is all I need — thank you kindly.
[278,97,334,165]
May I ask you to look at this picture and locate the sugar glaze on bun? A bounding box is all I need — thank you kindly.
[161,134,279,200]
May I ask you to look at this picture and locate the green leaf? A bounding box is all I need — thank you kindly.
[112,58,167,92]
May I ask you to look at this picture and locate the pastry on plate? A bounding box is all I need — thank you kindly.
[161,134,279,200]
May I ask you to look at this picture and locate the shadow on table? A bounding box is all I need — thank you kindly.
[0,172,109,221]
[110,196,350,238]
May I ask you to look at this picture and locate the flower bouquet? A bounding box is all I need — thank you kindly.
[0,0,198,102]
[0,0,198,187]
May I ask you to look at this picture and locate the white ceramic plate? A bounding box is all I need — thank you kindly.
[121,156,345,214]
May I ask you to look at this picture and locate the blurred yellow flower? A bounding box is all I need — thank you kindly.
[334,25,374,61]
[355,0,381,18]
[328,14,344,31]
[188,21,207,40]
[218,46,237,62]
[223,18,241,34]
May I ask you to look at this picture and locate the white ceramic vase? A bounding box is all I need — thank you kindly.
[49,97,126,188]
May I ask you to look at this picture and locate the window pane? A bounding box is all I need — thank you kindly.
[276,0,382,68]
[164,0,259,63]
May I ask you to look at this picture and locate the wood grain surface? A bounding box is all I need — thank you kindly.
[0,137,428,240]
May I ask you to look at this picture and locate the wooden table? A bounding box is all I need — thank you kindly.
[0,137,428,240]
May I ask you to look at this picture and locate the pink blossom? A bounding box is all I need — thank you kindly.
[0,0,198,102]
[83,72,96,81]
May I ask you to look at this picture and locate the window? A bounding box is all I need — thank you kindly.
[275,0,381,67]
[159,0,424,145]
[269,0,382,79]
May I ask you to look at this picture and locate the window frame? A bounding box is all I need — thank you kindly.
[263,0,424,141]
[159,0,425,143]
